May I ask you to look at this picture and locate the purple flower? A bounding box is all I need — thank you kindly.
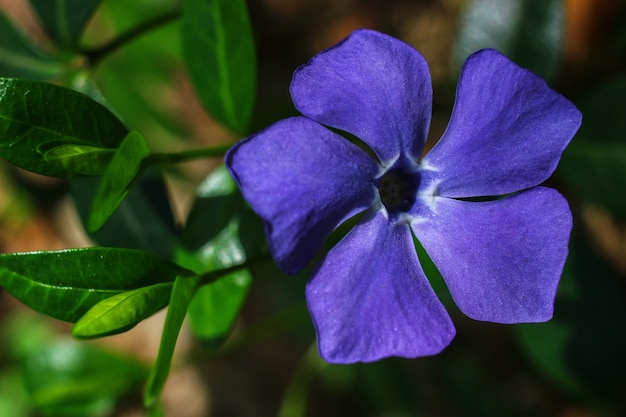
[226,29,581,363]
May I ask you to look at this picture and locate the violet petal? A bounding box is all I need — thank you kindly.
[422,49,582,198]
[306,209,455,363]
[411,187,572,323]
[291,29,432,165]
[225,116,379,274]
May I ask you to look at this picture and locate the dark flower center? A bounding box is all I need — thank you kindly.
[378,168,420,214]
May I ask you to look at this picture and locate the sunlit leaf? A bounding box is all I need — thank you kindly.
[30,0,102,48]
[43,144,115,176]
[72,282,173,339]
[0,78,128,178]
[0,247,189,322]
[144,275,200,409]
[454,0,564,81]
[187,269,251,347]
[87,130,151,231]
[0,13,67,79]
[181,0,256,134]
[23,339,147,416]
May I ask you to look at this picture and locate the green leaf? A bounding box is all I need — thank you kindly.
[181,0,256,134]
[187,269,251,347]
[71,172,178,258]
[572,77,626,145]
[0,12,67,79]
[43,144,115,176]
[90,8,188,141]
[144,275,200,409]
[454,0,564,81]
[515,226,626,403]
[176,165,264,346]
[0,78,128,178]
[0,247,189,322]
[23,339,147,416]
[555,77,626,220]
[557,142,626,221]
[30,0,102,48]
[87,130,151,231]
[72,282,173,339]
[0,370,29,417]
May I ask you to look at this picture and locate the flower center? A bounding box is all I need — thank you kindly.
[378,168,420,214]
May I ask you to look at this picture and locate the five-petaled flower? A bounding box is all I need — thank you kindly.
[226,29,582,364]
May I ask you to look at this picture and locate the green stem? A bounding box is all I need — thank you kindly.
[84,9,181,66]
[197,253,271,287]
[149,143,233,165]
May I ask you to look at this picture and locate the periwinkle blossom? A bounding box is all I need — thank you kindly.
[226,29,581,363]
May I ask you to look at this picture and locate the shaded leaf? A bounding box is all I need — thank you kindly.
[71,171,178,258]
[572,77,626,145]
[557,142,626,221]
[0,78,128,178]
[23,339,147,416]
[72,282,173,339]
[454,0,564,81]
[181,0,256,134]
[0,247,189,322]
[30,0,102,48]
[0,371,29,417]
[87,130,151,231]
[0,13,67,79]
[176,165,264,346]
[516,226,626,403]
[144,275,200,409]
[556,77,626,220]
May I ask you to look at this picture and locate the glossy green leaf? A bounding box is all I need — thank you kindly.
[144,275,200,409]
[176,165,264,346]
[454,0,564,81]
[43,144,115,176]
[30,0,102,48]
[23,339,147,416]
[0,13,67,79]
[516,227,626,402]
[87,131,151,231]
[71,171,178,259]
[557,142,626,221]
[0,247,189,322]
[187,269,251,347]
[182,0,256,134]
[0,78,128,178]
[72,282,173,339]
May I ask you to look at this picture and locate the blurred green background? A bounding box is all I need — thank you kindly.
[1,0,626,416]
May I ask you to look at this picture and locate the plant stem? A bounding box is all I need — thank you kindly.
[84,9,181,66]
[149,143,233,165]
[197,253,271,287]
